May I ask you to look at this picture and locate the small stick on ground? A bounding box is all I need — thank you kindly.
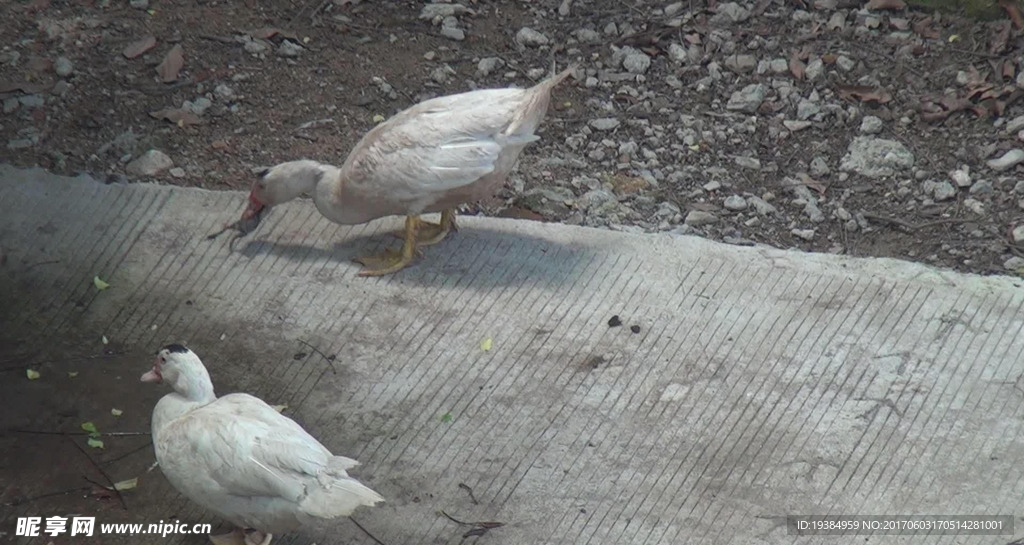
[297,339,338,374]
[12,429,150,437]
[458,482,479,504]
[349,517,387,545]
[439,510,505,538]
[69,437,128,510]
[862,213,975,232]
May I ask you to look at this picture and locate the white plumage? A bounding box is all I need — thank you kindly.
[143,344,382,545]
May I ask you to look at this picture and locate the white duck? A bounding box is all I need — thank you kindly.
[142,344,383,545]
[236,65,577,276]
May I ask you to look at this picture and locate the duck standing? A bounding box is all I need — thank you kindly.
[142,344,383,545]
[236,65,576,276]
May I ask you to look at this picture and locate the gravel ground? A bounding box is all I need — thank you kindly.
[2,0,1024,276]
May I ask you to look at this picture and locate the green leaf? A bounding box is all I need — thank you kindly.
[93,276,110,291]
[81,421,98,434]
[87,437,105,449]
[68,371,79,378]
[480,337,493,351]
[26,369,40,380]
[113,477,138,490]
[110,408,123,417]
[440,412,453,423]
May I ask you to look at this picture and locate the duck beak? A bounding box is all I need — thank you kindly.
[241,190,266,221]
[141,366,161,383]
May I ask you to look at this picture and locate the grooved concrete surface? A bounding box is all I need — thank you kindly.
[1,164,1023,545]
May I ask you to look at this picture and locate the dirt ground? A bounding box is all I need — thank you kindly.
[1,0,1024,278]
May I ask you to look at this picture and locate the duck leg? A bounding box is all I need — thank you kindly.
[391,209,459,246]
[208,529,247,545]
[354,215,422,276]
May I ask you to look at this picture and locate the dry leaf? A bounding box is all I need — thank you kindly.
[789,55,806,80]
[991,21,1011,55]
[113,478,138,491]
[865,0,905,10]
[797,173,828,195]
[1003,60,1016,81]
[836,84,892,104]
[1000,0,1024,29]
[497,206,545,221]
[821,53,838,65]
[149,108,202,126]
[123,36,157,59]
[248,27,299,41]
[912,17,939,39]
[155,44,184,83]
[0,81,48,94]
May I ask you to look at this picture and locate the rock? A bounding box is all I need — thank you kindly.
[665,2,685,16]
[54,56,73,77]
[8,138,34,150]
[796,99,820,120]
[804,201,825,222]
[183,97,213,116]
[768,58,789,73]
[477,57,504,76]
[839,136,914,178]
[726,84,767,113]
[860,116,883,134]
[1015,180,1024,194]
[3,98,19,113]
[784,120,812,132]
[19,95,45,109]
[579,189,618,212]
[668,43,688,63]
[516,27,549,47]
[685,210,719,226]
[589,117,620,131]
[924,180,957,201]
[214,84,235,100]
[1014,225,1024,243]
[949,167,971,187]
[703,181,722,191]
[1006,115,1024,134]
[724,54,756,72]
[169,167,186,178]
[441,26,465,40]
[130,0,148,8]
[734,156,761,170]
[126,150,173,176]
[969,179,994,195]
[805,58,825,80]
[711,2,751,24]
[987,149,1024,172]
[1005,256,1024,271]
[623,51,651,74]
[244,38,270,54]
[277,40,304,57]
[419,3,473,19]
[747,195,778,215]
[574,28,601,43]
[836,55,856,72]
[792,228,816,241]
[723,195,747,211]
[963,198,985,215]
[810,156,830,177]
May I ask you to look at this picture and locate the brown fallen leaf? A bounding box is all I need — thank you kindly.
[149,108,202,126]
[1000,0,1024,29]
[912,17,939,39]
[991,20,1011,55]
[248,27,299,41]
[865,0,905,10]
[822,52,838,65]
[796,173,828,195]
[789,54,806,80]
[1003,59,1017,81]
[123,36,157,59]
[497,206,546,221]
[155,44,184,83]
[0,80,48,94]
[836,84,893,104]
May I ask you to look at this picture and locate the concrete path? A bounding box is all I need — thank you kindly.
[1,165,1022,545]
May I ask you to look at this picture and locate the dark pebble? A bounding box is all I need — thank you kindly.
[630,325,641,333]
[608,315,622,327]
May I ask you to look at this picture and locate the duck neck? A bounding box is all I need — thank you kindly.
[152,371,217,435]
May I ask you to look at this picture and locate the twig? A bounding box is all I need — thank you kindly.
[26,259,61,269]
[102,442,154,466]
[349,517,387,545]
[199,34,238,45]
[297,339,337,374]
[69,437,128,510]
[862,213,975,231]
[439,510,506,538]
[3,486,92,507]
[1,350,126,371]
[458,482,479,504]
[946,46,1003,60]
